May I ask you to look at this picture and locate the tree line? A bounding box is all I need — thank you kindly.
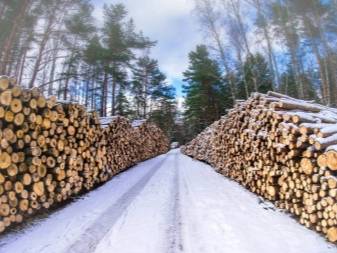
[0,1,177,139]
[182,0,337,141]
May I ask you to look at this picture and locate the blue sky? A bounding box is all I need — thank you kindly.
[91,0,203,100]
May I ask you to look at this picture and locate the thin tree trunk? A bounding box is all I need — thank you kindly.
[285,73,289,95]
[327,55,337,107]
[290,49,304,98]
[311,41,329,104]
[263,26,278,88]
[321,42,337,106]
[18,49,27,85]
[143,69,148,118]
[111,75,116,116]
[62,61,72,100]
[84,66,92,108]
[308,0,336,105]
[47,40,61,96]
[63,78,69,101]
[229,0,251,55]
[6,47,14,76]
[236,49,250,98]
[14,42,24,78]
[29,12,55,88]
[0,0,30,74]
[227,0,259,97]
[197,0,236,102]
[252,0,279,88]
[48,55,57,96]
[101,71,108,116]
[212,27,236,101]
[285,2,305,99]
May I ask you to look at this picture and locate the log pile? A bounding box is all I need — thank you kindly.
[182,91,337,243]
[135,122,170,161]
[100,117,169,176]
[0,76,169,233]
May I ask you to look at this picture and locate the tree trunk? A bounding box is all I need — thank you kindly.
[101,71,108,117]
[289,48,304,98]
[48,40,61,96]
[229,0,251,55]
[253,0,279,88]
[143,69,149,119]
[111,75,116,116]
[197,0,236,102]
[63,78,69,101]
[63,62,72,101]
[84,66,93,108]
[18,49,27,85]
[327,56,337,107]
[237,49,250,99]
[28,12,55,88]
[0,0,30,74]
[14,37,26,78]
[213,26,236,101]
[6,47,14,76]
[311,42,329,104]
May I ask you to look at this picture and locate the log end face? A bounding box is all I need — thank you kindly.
[327,227,337,242]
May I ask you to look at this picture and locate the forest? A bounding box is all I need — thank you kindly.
[1,0,337,143]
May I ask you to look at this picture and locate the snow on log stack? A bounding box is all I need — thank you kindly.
[0,76,169,233]
[182,91,337,243]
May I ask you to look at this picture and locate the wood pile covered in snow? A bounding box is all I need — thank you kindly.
[0,76,169,233]
[182,91,337,242]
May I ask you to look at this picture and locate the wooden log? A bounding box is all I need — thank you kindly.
[326,150,337,171]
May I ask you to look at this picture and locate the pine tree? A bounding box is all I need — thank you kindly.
[82,35,106,113]
[130,56,177,138]
[115,89,133,117]
[278,66,299,98]
[278,65,318,100]
[242,53,273,94]
[149,84,177,139]
[102,4,154,116]
[183,45,232,139]
[131,56,166,118]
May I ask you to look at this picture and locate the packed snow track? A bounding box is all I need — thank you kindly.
[0,149,336,253]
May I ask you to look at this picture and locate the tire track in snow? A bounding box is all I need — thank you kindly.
[176,154,207,252]
[66,155,168,253]
[167,151,184,253]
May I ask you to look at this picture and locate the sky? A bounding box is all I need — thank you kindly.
[91,0,203,102]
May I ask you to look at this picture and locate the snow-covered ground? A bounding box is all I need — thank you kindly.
[0,149,336,253]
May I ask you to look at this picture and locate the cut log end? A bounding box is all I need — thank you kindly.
[327,227,337,242]
[326,151,337,171]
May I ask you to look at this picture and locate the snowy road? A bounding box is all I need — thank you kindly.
[0,149,336,253]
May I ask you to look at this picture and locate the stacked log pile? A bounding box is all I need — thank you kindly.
[0,76,169,233]
[135,122,170,161]
[100,117,169,175]
[182,91,337,242]
[100,116,139,176]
